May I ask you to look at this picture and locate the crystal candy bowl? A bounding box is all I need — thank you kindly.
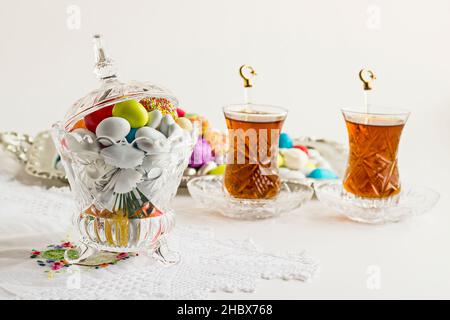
[51,36,195,263]
[187,175,314,219]
[315,181,440,224]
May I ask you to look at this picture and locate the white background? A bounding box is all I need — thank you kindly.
[1,0,450,185]
[0,0,450,299]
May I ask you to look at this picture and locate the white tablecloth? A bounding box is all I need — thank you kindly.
[0,151,448,299]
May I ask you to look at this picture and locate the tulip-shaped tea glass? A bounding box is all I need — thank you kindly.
[342,107,410,199]
[223,104,288,199]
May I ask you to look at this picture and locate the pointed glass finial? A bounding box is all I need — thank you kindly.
[93,34,118,80]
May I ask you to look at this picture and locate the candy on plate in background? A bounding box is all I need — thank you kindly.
[189,137,213,169]
[176,117,193,131]
[186,113,209,135]
[279,132,293,149]
[176,108,186,118]
[307,168,338,179]
[204,129,227,157]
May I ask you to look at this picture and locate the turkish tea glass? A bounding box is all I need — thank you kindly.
[342,107,410,199]
[223,104,288,200]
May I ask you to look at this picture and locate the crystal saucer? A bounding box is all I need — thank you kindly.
[314,181,440,224]
[187,175,314,219]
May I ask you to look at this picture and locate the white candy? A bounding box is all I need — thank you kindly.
[307,148,321,159]
[184,167,197,176]
[136,126,166,141]
[113,168,143,194]
[168,123,183,138]
[141,153,172,171]
[147,110,163,128]
[158,114,176,137]
[96,117,131,146]
[317,158,332,169]
[198,161,217,176]
[300,161,317,176]
[176,117,193,131]
[279,167,306,180]
[100,142,145,169]
[280,148,308,170]
[66,128,99,153]
[135,127,169,153]
[214,155,225,165]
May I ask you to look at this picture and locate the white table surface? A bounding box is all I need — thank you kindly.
[0,150,449,300]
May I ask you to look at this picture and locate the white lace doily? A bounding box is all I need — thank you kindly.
[0,173,318,299]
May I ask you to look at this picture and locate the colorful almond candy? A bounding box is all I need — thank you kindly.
[112,100,148,128]
[280,148,308,170]
[159,114,176,137]
[126,128,138,143]
[279,132,293,149]
[307,168,338,180]
[189,138,213,168]
[277,153,285,167]
[72,119,86,131]
[96,117,131,146]
[204,129,227,156]
[146,109,163,128]
[187,113,209,135]
[134,127,168,153]
[84,105,114,133]
[176,108,186,118]
[293,145,309,155]
[175,117,193,131]
[207,164,226,175]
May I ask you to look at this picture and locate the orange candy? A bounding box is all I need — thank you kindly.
[71,119,86,131]
[188,114,209,135]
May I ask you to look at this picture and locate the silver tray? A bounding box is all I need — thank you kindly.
[0,130,66,182]
[1,131,347,187]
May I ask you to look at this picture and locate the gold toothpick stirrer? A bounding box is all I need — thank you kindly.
[359,68,376,115]
[239,65,257,105]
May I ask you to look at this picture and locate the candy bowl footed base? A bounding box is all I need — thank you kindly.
[65,209,181,265]
[314,181,440,224]
[187,175,314,220]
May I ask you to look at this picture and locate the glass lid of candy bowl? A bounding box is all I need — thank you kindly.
[52,35,196,264]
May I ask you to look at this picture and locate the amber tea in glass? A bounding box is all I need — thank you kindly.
[342,108,410,198]
[223,104,287,199]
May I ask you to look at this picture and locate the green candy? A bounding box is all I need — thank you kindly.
[277,153,285,168]
[112,100,149,128]
[207,164,226,175]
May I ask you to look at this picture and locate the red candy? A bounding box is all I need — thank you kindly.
[176,108,186,118]
[84,105,114,133]
[293,145,309,155]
